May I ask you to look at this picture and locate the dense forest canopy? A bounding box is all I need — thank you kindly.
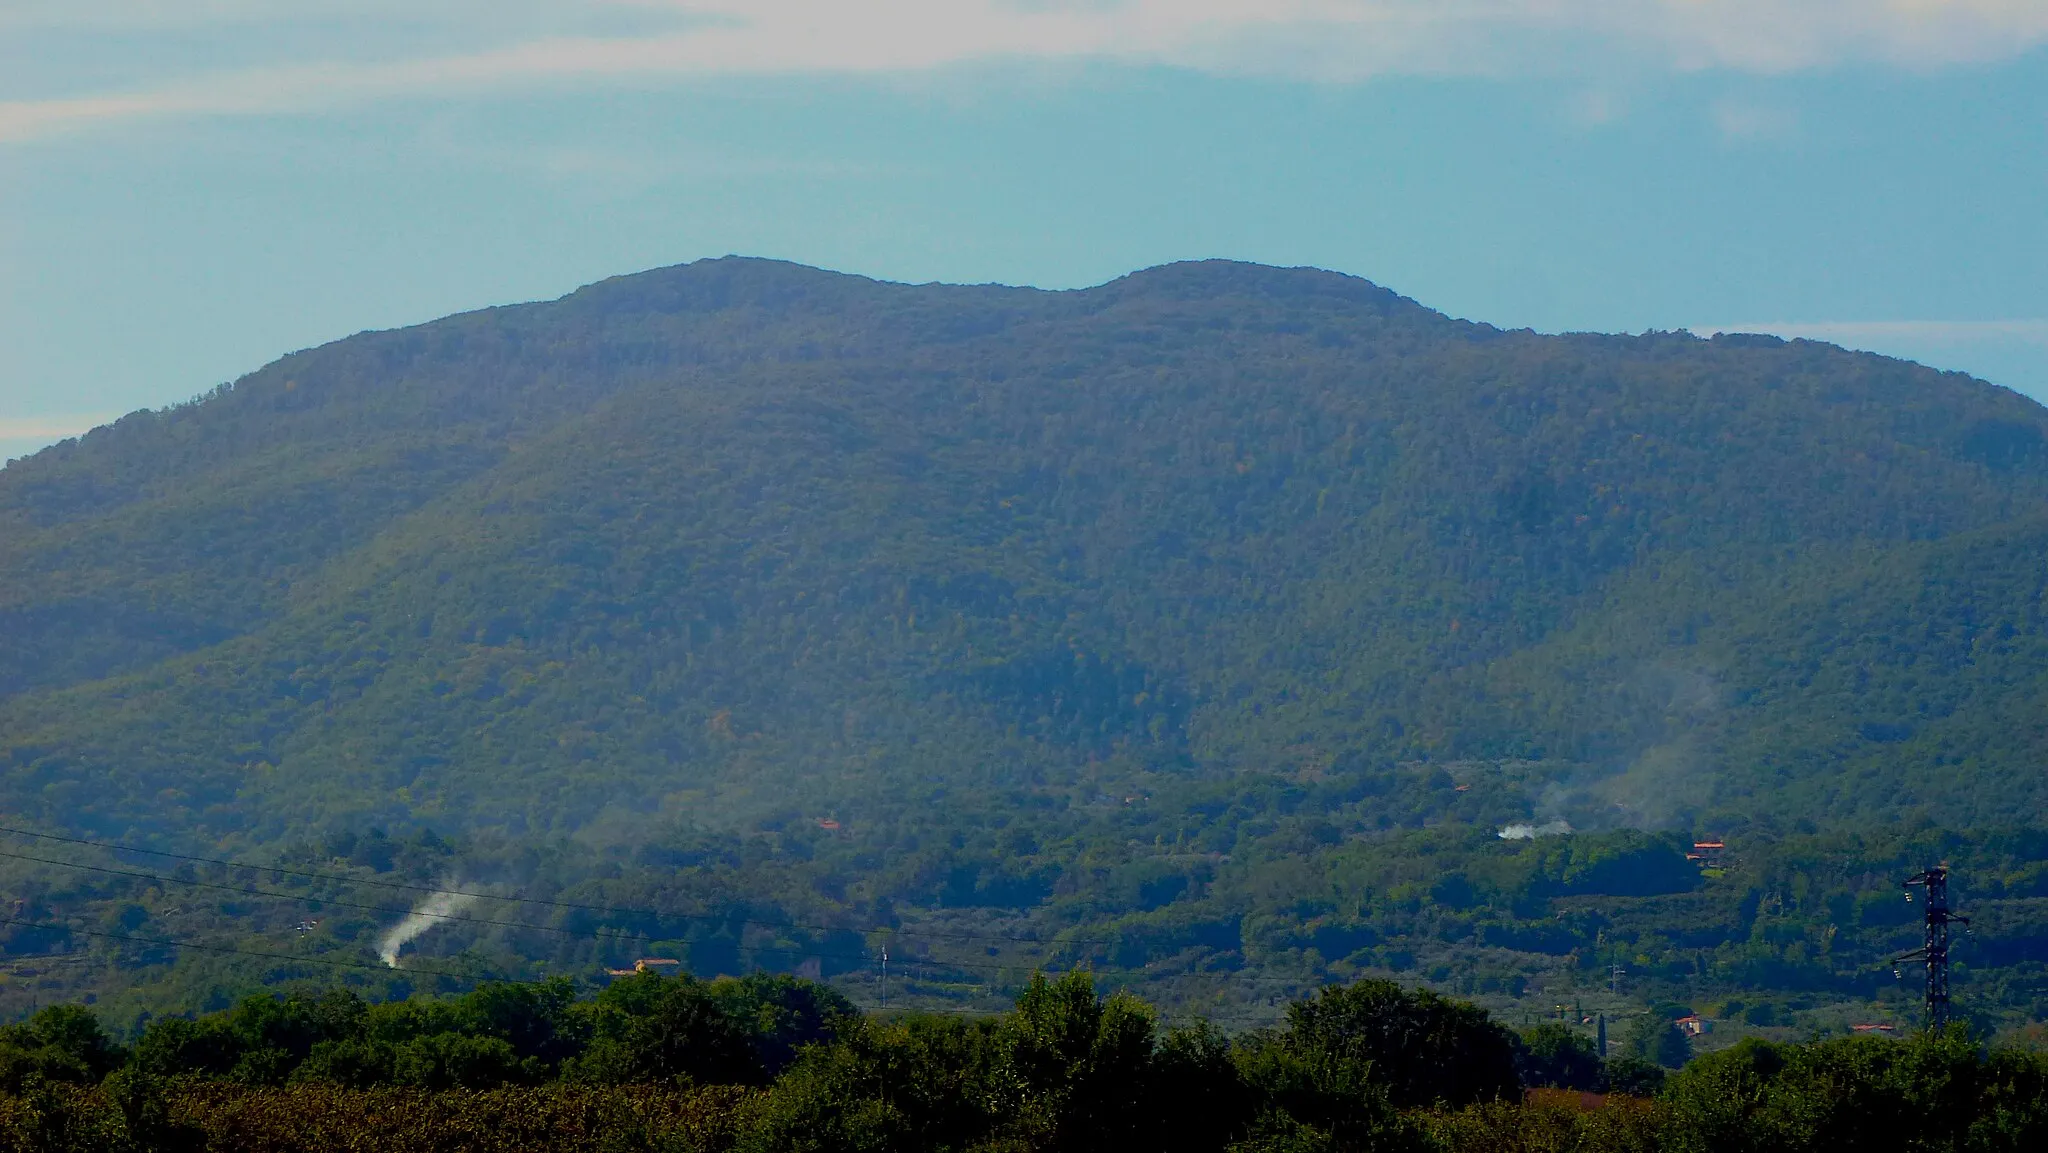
[2,257,2047,1037]
[4,970,2047,1153]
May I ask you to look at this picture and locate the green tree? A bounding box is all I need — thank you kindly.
[568,972,761,1086]
[1517,1023,1602,1091]
[458,978,585,1069]
[710,973,858,1077]
[1622,1014,1692,1070]
[993,970,1159,1153]
[1599,1055,1667,1097]
[1151,1021,1257,1153]
[130,1016,239,1080]
[0,1005,126,1089]
[103,1065,204,1153]
[1659,1029,2017,1153]
[1233,1035,1409,1153]
[391,1032,529,1089]
[740,1013,1001,1153]
[1276,979,1522,1108]
[292,1037,398,1087]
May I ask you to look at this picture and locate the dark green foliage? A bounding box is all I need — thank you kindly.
[128,973,806,1093]
[570,973,769,1087]
[1512,835,1698,900]
[1232,1036,1408,1153]
[130,1016,240,1081]
[1152,1022,1258,1153]
[0,1005,127,1089]
[708,974,858,1079]
[993,970,1161,1152]
[1518,1023,1603,1091]
[747,971,1241,1153]
[1599,1057,1668,1098]
[102,1065,205,1153]
[9,974,2048,1151]
[460,978,584,1066]
[740,1013,999,1153]
[293,1037,399,1088]
[1272,980,1522,1109]
[1621,1016,1693,1071]
[393,1032,529,1090]
[1661,1030,2048,1153]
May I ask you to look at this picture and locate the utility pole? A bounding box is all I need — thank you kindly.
[880,946,889,1010]
[1896,865,1969,1033]
[1597,1013,1607,1057]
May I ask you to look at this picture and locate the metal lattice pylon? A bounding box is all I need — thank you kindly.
[1895,865,1969,1033]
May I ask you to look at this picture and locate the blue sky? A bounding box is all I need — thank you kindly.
[3,2,2046,462]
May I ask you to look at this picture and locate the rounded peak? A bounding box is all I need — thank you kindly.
[559,256,885,319]
[1089,259,1427,315]
[557,256,1436,325]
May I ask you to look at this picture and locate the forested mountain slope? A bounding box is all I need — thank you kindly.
[4,258,2048,1028]
[6,257,2044,838]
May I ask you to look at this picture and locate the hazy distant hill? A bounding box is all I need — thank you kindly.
[6,257,2045,841]
[6,258,2048,1026]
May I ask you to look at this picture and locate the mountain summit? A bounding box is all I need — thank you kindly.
[4,257,2047,847]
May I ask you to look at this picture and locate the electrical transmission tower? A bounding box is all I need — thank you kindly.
[1895,865,1969,1032]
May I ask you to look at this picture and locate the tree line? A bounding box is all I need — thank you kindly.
[0,970,2042,1151]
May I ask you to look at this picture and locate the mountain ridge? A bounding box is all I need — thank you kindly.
[11,258,2048,1026]
[5,257,2046,843]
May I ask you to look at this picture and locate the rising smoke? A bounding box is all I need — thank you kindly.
[1509,659,1726,833]
[376,886,478,967]
[1497,820,1573,840]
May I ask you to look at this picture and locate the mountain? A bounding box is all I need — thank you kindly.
[4,257,2048,1029]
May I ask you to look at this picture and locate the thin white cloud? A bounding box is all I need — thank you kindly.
[0,0,511,31]
[0,414,117,439]
[1708,97,1798,141]
[4,1,2046,143]
[1565,88,1628,127]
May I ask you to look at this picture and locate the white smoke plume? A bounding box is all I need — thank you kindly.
[1498,820,1573,840]
[377,886,479,967]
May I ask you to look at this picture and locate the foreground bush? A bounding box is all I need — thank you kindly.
[2,973,2048,1151]
[1418,1091,1667,1153]
[0,1081,750,1153]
